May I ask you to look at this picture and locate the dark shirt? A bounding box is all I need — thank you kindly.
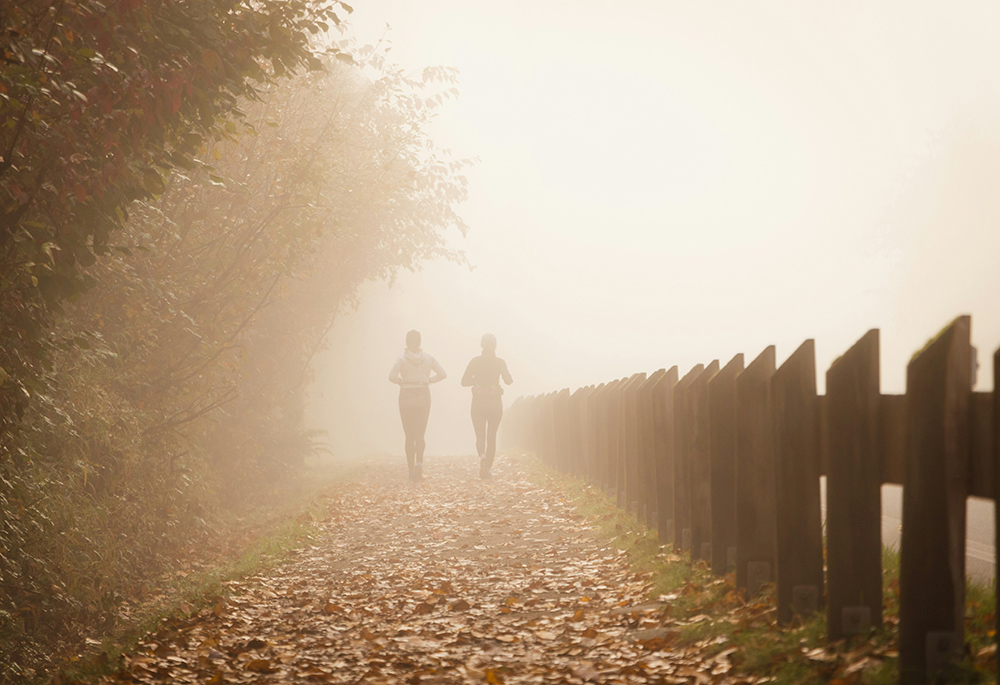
[461,354,513,398]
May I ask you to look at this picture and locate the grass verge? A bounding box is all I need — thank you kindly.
[516,452,997,684]
[53,457,367,684]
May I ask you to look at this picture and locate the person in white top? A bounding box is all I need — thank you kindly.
[388,330,447,481]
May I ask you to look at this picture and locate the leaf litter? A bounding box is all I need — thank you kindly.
[92,457,793,684]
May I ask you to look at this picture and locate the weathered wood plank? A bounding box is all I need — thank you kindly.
[567,388,584,476]
[879,394,906,486]
[969,391,994,499]
[637,369,667,526]
[653,367,679,543]
[735,347,776,597]
[818,394,828,478]
[709,354,743,575]
[899,317,973,684]
[498,396,518,452]
[674,364,705,553]
[596,381,620,492]
[690,361,720,563]
[617,374,645,508]
[541,392,557,467]
[586,384,606,485]
[994,347,1000,675]
[826,329,882,641]
[577,386,597,478]
[621,373,646,512]
[606,380,623,495]
[553,389,572,473]
[772,339,824,625]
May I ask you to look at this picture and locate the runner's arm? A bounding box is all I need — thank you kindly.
[461,358,477,387]
[429,356,447,384]
[388,358,402,385]
[501,359,513,385]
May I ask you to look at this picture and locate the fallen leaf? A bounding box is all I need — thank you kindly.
[246,658,274,673]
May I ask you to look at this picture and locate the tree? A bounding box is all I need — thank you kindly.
[0,0,352,437]
[0,48,470,678]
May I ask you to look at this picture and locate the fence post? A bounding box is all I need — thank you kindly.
[674,364,705,553]
[594,381,614,491]
[499,397,517,452]
[606,379,623,495]
[899,317,973,683]
[533,394,543,462]
[540,393,556,467]
[826,329,882,641]
[555,389,573,473]
[736,346,777,597]
[709,354,743,575]
[995,347,1000,674]
[653,367,679,543]
[620,373,646,513]
[690,361,720,563]
[586,384,605,484]
[570,387,589,477]
[637,369,667,526]
[772,340,824,625]
[582,385,597,481]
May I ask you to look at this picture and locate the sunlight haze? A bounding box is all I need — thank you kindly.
[306,1,1000,459]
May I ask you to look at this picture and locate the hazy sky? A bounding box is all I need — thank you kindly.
[307,1,1000,458]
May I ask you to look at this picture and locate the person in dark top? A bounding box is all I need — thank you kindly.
[388,330,447,481]
[461,333,513,480]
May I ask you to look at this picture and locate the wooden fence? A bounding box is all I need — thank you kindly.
[500,316,998,685]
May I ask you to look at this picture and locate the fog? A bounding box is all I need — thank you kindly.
[305,1,1000,460]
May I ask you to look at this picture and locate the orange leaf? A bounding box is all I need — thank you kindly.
[485,668,505,683]
[246,659,274,673]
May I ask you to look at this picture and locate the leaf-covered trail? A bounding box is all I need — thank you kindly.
[103,456,743,684]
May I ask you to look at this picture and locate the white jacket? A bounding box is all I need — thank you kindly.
[389,350,447,388]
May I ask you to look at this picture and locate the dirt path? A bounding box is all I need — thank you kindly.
[100,456,739,684]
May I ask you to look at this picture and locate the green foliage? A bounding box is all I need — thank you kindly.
[0,26,470,681]
[0,0,351,432]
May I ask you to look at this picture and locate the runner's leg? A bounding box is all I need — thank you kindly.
[399,403,417,469]
[484,400,503,469]
[413,400,430,466]
[471,400,488,458]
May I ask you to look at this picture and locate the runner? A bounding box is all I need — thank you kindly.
[388,330,447,481]
[461,333,513,480]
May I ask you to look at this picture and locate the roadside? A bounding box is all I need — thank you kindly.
[50,458,360,685]
[58,453,998,684]
[524,454,998,684]
[68,455,752,684]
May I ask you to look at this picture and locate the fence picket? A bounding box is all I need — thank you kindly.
[653,367,679,543]
[690,361,720,563]
[674,365,705,553]
[735,347,777,597]
[826,329,882,641]
[772,340,824,625]
[899,317,972,683]
[709,354,743,575]
[638,370,667,526]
